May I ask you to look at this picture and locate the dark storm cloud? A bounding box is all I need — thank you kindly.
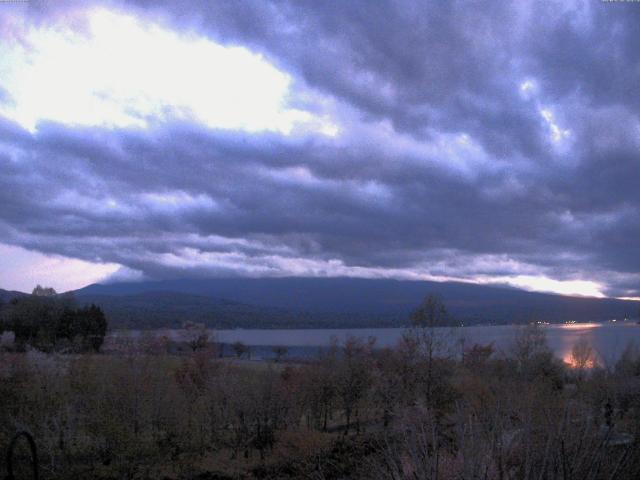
[118,0,549,159]
[0,115,624,289]
[2,0,640,296]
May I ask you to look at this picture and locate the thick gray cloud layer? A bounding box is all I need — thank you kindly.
[1,0,639,296]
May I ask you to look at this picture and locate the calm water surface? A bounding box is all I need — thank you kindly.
[120,322,640,364]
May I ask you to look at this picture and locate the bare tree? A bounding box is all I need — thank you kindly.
[181,322,209,352]
[232,341,249,359]
[411,294,453,328]
[570,336,595,371]
[272,345,288,362]
[335,336,374,434]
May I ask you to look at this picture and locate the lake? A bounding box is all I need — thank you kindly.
[111,321,640,365]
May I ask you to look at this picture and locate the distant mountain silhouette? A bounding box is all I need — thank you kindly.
[0,288,27,303]
[69,277,640,329]
[74,290,307,329]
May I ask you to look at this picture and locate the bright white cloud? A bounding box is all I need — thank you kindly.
[540,108,571,143]
[500,275,604,298]
[140,191,218,213]
[0,237,608,297]
[519,78,538,99]
[0,242,119,292]
[517,78,571,147]
[145,247,605,298]
[0,8,338,135]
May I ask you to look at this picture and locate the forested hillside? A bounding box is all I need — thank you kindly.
[72,278,640,329]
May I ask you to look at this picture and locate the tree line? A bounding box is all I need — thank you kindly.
[0,286,107,353]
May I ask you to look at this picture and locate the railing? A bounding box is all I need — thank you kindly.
[4,431,38,480]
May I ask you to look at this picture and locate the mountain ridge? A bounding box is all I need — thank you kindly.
[69,277,640,329]
[0,288,28,303]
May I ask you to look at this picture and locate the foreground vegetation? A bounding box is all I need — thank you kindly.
[0,286,107,353]
[2,321,640,479]
[1,293,639,479]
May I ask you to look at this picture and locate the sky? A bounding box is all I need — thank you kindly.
[0,1,639,298]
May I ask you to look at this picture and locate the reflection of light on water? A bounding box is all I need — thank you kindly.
[556,323,602,331]
[557,323,601,369]
[563,353,597,369]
